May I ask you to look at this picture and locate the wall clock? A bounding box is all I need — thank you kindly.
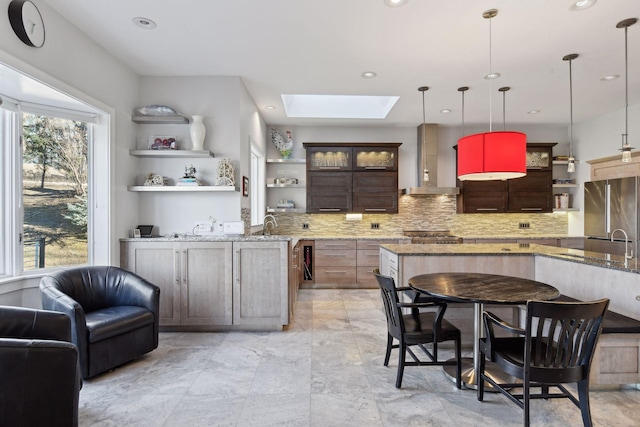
[8,0,45,48]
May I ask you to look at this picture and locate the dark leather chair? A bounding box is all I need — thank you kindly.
[477,298,609,427]
[40,266,160,379]
[373,268,462,389]
[0,305,81,427]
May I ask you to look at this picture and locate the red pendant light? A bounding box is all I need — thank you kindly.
[457,9,526,181]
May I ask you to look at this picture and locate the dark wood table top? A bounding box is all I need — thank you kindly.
[408,272,560,305]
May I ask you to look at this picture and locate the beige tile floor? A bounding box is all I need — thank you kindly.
[79,289,640,426]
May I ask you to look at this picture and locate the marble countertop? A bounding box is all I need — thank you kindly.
[120,234,292,242]
[380,243,639,274]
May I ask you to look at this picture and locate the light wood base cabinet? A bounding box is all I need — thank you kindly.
[120,240,288,330]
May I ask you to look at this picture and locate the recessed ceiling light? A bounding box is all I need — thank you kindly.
[384,0,409,7]
[571,0,597,11]
[281,94,399,119]
[361,71,377,79]
[528,110,541,114]
[440,109,452,114]
[483,72,501,80]
[601,74,620,81]
[132,17,156,29]
[265,105,276,110]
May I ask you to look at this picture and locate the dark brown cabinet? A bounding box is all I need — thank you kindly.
[457,143,556,213]
[304,143,401,214]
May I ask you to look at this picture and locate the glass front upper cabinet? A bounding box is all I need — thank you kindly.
[353,145,398,171]
[306,146,352,171]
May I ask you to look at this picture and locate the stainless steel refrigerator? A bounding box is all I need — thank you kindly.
[584,177,637,257]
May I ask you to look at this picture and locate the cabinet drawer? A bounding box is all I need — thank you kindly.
[462,180,508,192]
[356,239,399,249]
[315,267,357,285]
[315,240,357,250]
[356,266,379,287]
[307,193,352,213]
[307,171,352,191]
[315,250,356,267]
[357,249,380,267]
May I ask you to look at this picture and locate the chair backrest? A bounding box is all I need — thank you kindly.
[524,298,609,383]
[373,268,405,339]
[40,266,140,312]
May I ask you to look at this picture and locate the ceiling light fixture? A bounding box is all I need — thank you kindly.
[384,0,409,7]
[571,0,597,11]
[563,53,578,173]
[361,71,377,79]
[440,109,451,114]
[265,105,276,110]
[601,74,619,81]
[617,18,637,163]
[419,86,429,182]
[132,17,157,29]
[528,110,541,114]
[457,9,526,181]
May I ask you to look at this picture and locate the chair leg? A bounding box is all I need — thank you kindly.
[384,333,393,367]
[523,377,530,427]
[577,379,593,427]
[477,349,485,400]
[396,342,406,388]
[455,337,462,389]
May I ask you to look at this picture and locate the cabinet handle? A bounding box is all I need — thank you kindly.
[319,208,341,212]
[175,250,180,284]
[365,208,386,212]
[182,250,187,284]
[318,166,341,170]
[235,250,240,282]
[364,166,387,170]
[521,208,543,211]
[325,270,347,274]
[476,208,498,211]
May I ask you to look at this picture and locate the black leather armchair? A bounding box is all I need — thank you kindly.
[0,305,81,427]
[40,266,160,379]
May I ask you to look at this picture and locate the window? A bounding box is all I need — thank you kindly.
[21,112,90,270]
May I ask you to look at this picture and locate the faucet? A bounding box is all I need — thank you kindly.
[611,228,633,266]
[263,214,278,235]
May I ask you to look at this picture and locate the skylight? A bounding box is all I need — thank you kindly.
[281,94,399,119]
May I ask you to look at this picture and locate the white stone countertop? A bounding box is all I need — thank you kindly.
[380,243,639,274]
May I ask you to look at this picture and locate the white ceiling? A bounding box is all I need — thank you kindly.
[39,0,640,128]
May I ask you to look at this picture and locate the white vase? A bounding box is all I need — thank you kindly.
[190,115,206,151]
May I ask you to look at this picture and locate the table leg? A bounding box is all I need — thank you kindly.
[442,302,515,390]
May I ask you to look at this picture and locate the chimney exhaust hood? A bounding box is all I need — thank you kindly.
[404,123,459,195]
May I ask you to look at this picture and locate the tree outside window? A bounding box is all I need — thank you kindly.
[22,113,88,270]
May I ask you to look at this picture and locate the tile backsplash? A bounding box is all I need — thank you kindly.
[269,195,569,237]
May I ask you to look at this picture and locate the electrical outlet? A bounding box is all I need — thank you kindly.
[371,223,380,229]
[194,221,213,232]
[519,222,530,229]
[302,223,309,229]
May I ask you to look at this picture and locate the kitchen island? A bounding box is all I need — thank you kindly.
[379,242,640,386]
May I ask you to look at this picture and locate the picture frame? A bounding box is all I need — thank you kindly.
[242,176,249,197]
[149,135,177,150]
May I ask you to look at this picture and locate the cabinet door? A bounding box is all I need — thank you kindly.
[180,242,233,325]
[508,192,552,212]
[352,172,397,192]
[463,192,508,213]
[121,241,181,326]
[352,192,398,213]
[233,241,288,326]
[352,146,398,171]
[526,145,553,171]
[306,146,352,171]
[462,180,508,192]
[508,171,552,192]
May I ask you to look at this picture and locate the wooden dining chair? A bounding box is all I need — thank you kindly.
[477,298,609,427]
[373,268,462,389]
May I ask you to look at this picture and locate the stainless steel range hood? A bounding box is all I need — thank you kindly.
[404,123,459,195]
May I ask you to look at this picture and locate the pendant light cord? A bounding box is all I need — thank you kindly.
[624,24,629,144]
[502,89,506,131]
[488,16,493,132]
[569,57,574,158]
[461,90,465,137]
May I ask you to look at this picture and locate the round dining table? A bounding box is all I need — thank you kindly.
[408,272,560,390]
